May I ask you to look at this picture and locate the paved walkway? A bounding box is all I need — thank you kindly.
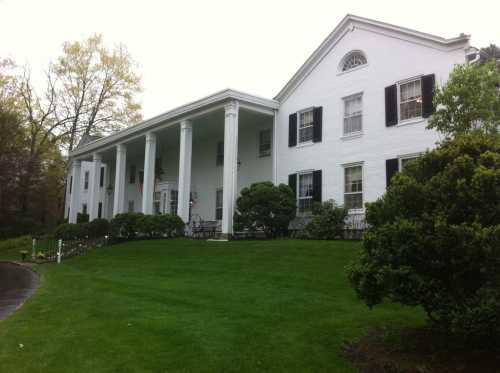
[0,262,39,321]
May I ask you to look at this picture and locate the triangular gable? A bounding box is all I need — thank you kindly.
[274,14,470,102]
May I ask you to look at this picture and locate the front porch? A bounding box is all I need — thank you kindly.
[67,90,279,238]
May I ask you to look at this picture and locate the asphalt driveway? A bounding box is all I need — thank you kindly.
[0,262,39,321]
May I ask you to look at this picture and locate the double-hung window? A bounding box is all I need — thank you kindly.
[298,109,314,144]
[343,94,363,135]
[216,141,224,166]
[298,172,314,214]
[215,189,223,220]
[170,190,178,216]
[84,171,89,190]
[259,130,271,157]
[344,165,363,210]
[399,79,422,121]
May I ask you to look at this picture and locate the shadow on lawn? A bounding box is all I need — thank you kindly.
[342,326,500,373]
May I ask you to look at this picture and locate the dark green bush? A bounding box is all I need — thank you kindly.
[137,214,185,238]
[303,200,347,239]
[54,223,88,240]
[234,182,296,238]
[348,132,500,342]
[87,218,110,238]
[77,212,89,223]
[110,212,143,239]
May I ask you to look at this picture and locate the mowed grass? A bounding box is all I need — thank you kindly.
[0,239,424,372]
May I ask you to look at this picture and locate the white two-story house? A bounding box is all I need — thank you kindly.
[65,14,474,237]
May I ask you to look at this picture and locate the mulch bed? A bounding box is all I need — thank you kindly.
[342,326,500,373]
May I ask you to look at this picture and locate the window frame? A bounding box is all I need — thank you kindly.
[170,190,178,216]
[398,152,422,170]
[216,141,224,166]
[215,188,223,220]
[258,129,272,157]
[84,171,89,190]
[342,92,363,136]
[297,171,314,215]
[297,108,314,145]
[397,76,423,123]
[338,50,368,74]
[342,162,364,213]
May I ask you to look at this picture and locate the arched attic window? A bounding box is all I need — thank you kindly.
[340,51,367,72]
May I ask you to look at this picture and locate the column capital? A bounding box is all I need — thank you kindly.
[224,100,239,117]
[92,152,102,162]
[72,159,82,167]
[116,143,126,153]
[145,131,157,143]
[180,119,192,130]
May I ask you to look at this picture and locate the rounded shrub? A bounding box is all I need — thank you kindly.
[110,212,143,239]
[54,223,88,240]
[348,132,500,342]
[87,218,110,238]
[304,200,347,239]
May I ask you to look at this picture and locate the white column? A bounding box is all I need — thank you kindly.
[142,131,157,214]
[177,120,193,222]
[68,160,82,223]
[221,101,239,237]
[88,152,102,221]
[272,109,278,184]
[113,144,127,216]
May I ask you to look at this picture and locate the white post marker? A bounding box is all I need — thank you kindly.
[32,238,36,260]
[57,239,62,264]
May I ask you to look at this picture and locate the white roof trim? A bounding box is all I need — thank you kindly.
[70,88,279,158]
[274,14,470,102]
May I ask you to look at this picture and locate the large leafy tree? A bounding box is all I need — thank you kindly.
[427,60,499,137]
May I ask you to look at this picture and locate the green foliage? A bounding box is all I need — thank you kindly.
[77,213,89,223]
[136,214,185,238]
[54,223,88,240]
[0,235,31,252]
[428,61,500,137]
[234,182,296,238]
[111,212,143,239]
[87,218,110,238]
[303,200,347,239]
[111,213,184,239]
[348,132,500,341]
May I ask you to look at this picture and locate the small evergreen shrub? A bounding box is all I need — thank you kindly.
[303,200,347,239]
[110,212,143,239]
[54,223,88,240]
[87,218,110,238]
[234,182,296,238]
[77,212,89,223]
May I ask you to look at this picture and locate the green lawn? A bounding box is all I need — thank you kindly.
[0,239,424,372]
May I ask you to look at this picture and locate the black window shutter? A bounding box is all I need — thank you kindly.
[421,74,435,118]
[385,84,398,126]
[386,158,399,188]
[313,107,323,143]
[312,170,322,203]
[288,173,297,197]
[288,113,297,147]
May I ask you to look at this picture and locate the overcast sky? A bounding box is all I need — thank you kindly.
[1,0,498,120]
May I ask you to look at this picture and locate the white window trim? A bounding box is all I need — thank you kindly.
[341,162,364,214]
[397,75,424,125]
[398,152,423,169]
[337,50,368,74]
[342,92,364,137]
[296,170,314,215]
[258,129,272,158]
[296,107,314,146]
